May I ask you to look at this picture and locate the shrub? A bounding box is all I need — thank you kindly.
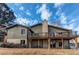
[1,43,27,48]
[14,44,20,48]
[7,43,14,48]
[20,44,27,48]
[1,44,7,48]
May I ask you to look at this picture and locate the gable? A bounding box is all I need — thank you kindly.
[31,23,71,33]
[48,25,70,33]
[6,24,33,33]
[7,25,28,39]
[31,24,42,33]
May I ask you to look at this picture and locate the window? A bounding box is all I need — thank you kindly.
[20,40,25,44]
[21,29,25,34]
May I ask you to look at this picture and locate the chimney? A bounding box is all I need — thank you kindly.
[42,19,48,33]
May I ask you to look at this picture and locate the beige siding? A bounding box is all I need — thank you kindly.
[7,39,27,44]
[76,37,79,43]
[7,39,20,44]
[48,27,69,33]
[31,25,69,33]
[70,37,79,43]
[7,26,28,44]
[43,40,48,48]
[31,25,42,33]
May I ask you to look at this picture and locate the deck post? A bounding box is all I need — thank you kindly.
[3,35,7,44]
[75,38,78,49]
[29,39,31,48]
[48,38,50,49]
[62,38,64,49]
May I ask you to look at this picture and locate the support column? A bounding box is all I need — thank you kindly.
[29,39,31,48]
[75,38,78,49]
[3,35,7,44]
[62,38,64,49]
[48,38,50,49]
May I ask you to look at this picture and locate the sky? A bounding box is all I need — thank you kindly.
[6,3,79,33]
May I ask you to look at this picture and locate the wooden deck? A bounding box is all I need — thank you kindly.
[28,32,78,39]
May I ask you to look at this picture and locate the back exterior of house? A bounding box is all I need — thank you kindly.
[29,20,78,49]
[5,24,32,46]
[4,20,78,49]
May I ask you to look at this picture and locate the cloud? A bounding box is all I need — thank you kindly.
[54,3,75,31]
[63,18,77,30]
[54,3,67,24]
[56,8,62,16]
[54,3,77,30]
[59,13,67,25]
[74,27,79,34]
[70,19,75,23]
[14,3,22,6]
[74,27,79,31]
[54,3,63,8]
[36,4,52,20]
[26,10,31,16]
[19,6,24,10]
[56,9,72,29]
[64,23,75,29]
[31,19,39,25]
[68,17,79,24]
[55,4,68,27]
[15,17,31,25]
[26,12,31,16]
[36,5,40,9]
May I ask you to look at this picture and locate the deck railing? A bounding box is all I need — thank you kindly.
[28,31,78,39]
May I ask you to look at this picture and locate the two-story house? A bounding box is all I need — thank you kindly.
[4,19,78,49]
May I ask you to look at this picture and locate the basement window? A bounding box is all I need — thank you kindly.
[20,40,25,45]
[21,29,25,35]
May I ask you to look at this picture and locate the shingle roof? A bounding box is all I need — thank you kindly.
[31,23,71,31]
[6,23,71,32]
[6,24,33,33]
[6,24,29,29]
[31,23,42,28]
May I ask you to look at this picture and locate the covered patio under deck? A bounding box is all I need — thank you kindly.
[27,32,78,49]
[28,39,48,48]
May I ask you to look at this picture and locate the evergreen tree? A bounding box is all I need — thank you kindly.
[0,3,16,25]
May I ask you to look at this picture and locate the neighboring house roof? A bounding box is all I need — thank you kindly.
[31,23,71,31]
[6,24,33,33]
